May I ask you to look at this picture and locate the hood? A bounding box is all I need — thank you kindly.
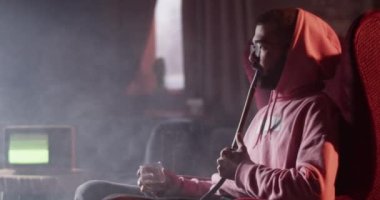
[275,8,342,99]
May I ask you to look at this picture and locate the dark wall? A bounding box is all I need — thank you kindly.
[374,0,380,8]
[245,0,373,35]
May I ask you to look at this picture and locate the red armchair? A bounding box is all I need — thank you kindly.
[349,10,380,200]
[332,10,380,200]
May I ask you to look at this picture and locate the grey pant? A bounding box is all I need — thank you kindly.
[74,180,145,200]
[74,180,228,200]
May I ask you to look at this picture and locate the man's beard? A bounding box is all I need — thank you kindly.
[258,55,287,90]
[258,66,284,89]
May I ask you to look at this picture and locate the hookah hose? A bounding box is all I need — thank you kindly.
[200,70,261,200]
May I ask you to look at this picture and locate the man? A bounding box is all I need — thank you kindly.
[74,8,342,200]
[215,8,341,199]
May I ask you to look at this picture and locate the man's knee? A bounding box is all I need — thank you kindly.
[74,180,107,200]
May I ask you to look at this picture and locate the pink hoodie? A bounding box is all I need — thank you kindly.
[173,8,342,200]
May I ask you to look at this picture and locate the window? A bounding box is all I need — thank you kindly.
[155,0,184,90]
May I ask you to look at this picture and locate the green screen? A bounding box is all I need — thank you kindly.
[8,133,49,164]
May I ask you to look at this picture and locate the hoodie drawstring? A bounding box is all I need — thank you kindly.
[253,91,276,148]
[267,91,278,139]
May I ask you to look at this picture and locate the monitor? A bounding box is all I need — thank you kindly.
[3,126,76,174]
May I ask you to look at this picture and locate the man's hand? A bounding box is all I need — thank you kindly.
[137,165,180,197]
[217,134,248,180]
[137,165,169,197]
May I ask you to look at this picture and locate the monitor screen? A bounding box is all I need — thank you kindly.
[3,126,75,174]
[8,133,49,165]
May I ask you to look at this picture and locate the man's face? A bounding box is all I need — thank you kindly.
[249,24,289,89]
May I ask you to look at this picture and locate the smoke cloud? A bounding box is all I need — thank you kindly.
[0,0,160,199]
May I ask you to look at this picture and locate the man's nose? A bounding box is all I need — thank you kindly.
[248,52,254,64]
[249,52,259,65]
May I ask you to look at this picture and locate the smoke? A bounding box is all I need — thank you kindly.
[0,0,243,199]
[0,0,158,199]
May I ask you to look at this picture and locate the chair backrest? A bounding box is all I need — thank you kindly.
[335,10,380,200]
[143,118,207,176]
